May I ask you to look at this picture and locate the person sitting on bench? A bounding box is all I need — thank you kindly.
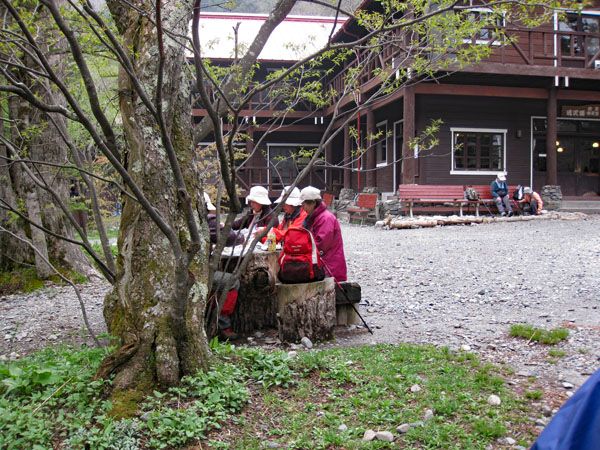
[204,192,242,340]
[518,187,543,215]
[232,185,279,232]
[269,186,306,243]
[300,186,347,282]
[490,172,513,217]
[205,192,244,246]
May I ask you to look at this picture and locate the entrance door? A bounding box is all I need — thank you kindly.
[533,137,600,196]
[532,118,600,196]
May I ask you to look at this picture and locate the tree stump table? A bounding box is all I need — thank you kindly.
[276,277,336,343]
[230,251,279,334]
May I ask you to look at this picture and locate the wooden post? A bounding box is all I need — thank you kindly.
[546,86,558,186]
[276,278,336,343]
[245,127,255,189]
[325,141,332,190]
[402,85,416,184]
[366,108,376,187]
[343,123,351,189]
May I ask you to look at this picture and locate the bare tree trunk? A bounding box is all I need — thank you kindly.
[0,142,32,271]
[98,0,210,390]
[1,3,96,280]
[25,190,53,278]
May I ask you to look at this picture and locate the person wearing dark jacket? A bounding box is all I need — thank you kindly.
[204,192,244,246]
[232,185,279,231]
[204,192,242,340]
[490,172,513,217]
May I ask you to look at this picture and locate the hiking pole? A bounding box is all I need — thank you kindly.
[321,260,374,334]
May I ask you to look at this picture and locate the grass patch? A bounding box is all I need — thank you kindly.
[0,267,87,296]
[524,390,543,400]
[0,342,540,449]
[216,344,536,449]
[547,349,566,358]
[509,323,569,345]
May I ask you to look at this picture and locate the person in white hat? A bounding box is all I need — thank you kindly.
[268,186,307,243]
[232,185,279,231]
[204,192,244,246]
[300,186,347,282]
[490,172,513,217]
[518,186,543,215]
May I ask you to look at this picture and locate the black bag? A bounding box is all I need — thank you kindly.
[513,185,524,201]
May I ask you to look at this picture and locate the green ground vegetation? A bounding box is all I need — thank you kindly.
[0,267,87,296]
[509,323,570,345]
[0,342,542,449]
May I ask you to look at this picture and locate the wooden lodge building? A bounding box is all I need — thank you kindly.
[194,2,600,199]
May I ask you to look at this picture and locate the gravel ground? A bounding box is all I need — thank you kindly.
[1,215,599,402]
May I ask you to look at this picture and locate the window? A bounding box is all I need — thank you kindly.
[463,8,505,44]
[268,144,325,189]
[559,13,600,57]
[451,128,506,174]
[375,121,387,167]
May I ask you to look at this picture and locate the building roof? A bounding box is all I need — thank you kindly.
[195,12,347,62]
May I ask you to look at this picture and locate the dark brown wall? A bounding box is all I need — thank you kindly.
[415,95,547,187]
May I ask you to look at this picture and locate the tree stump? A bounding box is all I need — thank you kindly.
[231,251,279,334]
[276,277,336,343]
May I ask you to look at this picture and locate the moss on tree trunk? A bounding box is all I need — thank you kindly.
[98,1,211,391]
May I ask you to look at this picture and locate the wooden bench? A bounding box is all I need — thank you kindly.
[468,185,519,216]
[398,184,468,218]
[322,192,335,210]
[346,193,378,224]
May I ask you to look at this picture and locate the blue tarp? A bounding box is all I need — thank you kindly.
[531,368,600,450]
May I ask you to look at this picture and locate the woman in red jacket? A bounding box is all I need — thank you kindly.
[270,186,307,242]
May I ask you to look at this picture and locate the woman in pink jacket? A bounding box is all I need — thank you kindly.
[300,186,347,282]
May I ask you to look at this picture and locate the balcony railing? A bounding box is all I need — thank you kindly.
[326,26,600,102]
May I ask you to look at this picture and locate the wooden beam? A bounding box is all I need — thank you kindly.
[343,123,351,189]
[221,124,324,133]
[460,62,600,81]
[402,85,416,184]
[546,86,558,186]
[557,90,600,102]
[192,108,320,119]
[415,83,548,99]
[366,109,376,188]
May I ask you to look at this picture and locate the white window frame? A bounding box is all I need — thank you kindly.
[450,127,507,175]
[375,120,388,168]
[462,7,506,46]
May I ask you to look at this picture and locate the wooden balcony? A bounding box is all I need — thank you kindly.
[326,26,600,103]
[193,83,321,117]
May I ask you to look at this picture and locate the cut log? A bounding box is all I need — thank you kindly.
[276,278,336,343]
[230,252,279,334]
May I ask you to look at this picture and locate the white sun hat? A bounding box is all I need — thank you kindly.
[246,186,271,205]
[203,192,216,211]
[299,186,322,202]
[275,186,302,206]
[497,172,507,181]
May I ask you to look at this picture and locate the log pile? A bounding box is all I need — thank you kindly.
[382,211,587,230]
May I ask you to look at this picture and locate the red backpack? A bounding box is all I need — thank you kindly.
[278,227,325,284]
